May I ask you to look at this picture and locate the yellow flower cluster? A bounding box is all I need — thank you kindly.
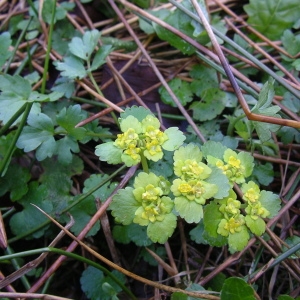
[114,115,169,165]
[242,181,270,220]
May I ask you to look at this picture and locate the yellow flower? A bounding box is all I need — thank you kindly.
[228,156,241,168]
[141,184,163,201]
[217,215,245,236]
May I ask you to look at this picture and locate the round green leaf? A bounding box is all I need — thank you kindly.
[175,196,203,223]
[147,213,177,243]
[95,142,122,165]
[110,187,139,225]
[220,277,255,300]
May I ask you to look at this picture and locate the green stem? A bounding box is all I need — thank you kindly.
[0,247,136,299]
[71,96,107,107]
[0,103,27,136]
[226,113,247,136]
[4,246,31,290]
[61,164,126,213]
[26,0,39,17]
[0,102,33,176]
[14,44,39,76]
[244,239,300,282]
[8,164,127,243]
[41,0,57,93]
[140,153,149,173]
[87,71,119,127]
[4,17,33,74]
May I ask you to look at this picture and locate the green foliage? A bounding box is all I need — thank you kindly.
[0,74,61,126]
[0,32,12,69]
[251,79,281,143]
[190,88,227,122]
[244,0,300,40]
[148,0,226,54]
[9,182,53,239]
[220,277,255,300]
[55,29,113,79]
[67,195,100,237]
[282,236,300,259]
[251,162,274,186]
[281,29,300,56]
[16,104,103,164]
[230,79,282,146]
[0,164,31,201]
[42,0,75,24]
[80,266,126,300]
[158,64,229,121]
[159,78,194,107]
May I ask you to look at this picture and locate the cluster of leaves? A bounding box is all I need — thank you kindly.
[95,107,281,252]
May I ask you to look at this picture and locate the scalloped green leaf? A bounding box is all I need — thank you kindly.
[245,215,265,236]
[237,151,254,178]
[69,29,100,60]
[173,143,203,163]
[228,226,250,253]
[174,196,203,223]
[259,190,281,218]
[9,182,53,239]
[203,201,224,238]
[0,32,12,68]
[120,106,153,122]
[220,277,255,300]
[159,78,194,108]
[112,225,131,244]
[147,213,177,243]
[55,136,79,164]
[205,167,230,199]
[163,127,186,151]
[67,195,100,237]
[201,141,227,160]
[202,230,227,247]
[55,55,87,79]
[252,162,274,186]
[190,88,226,122]
[127,223,152,247]
[110,187,139,225]
[119,115,142,133]
[83,174,117,201]
[16,113,56,160]
[95,142,122,165]
[190,64,219,92]
[133,171,160,190]
[0,165,31,201]
[90,45,113,71]
[189,221,208,245]
[80,266,125,300]
[244,0,300,40]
